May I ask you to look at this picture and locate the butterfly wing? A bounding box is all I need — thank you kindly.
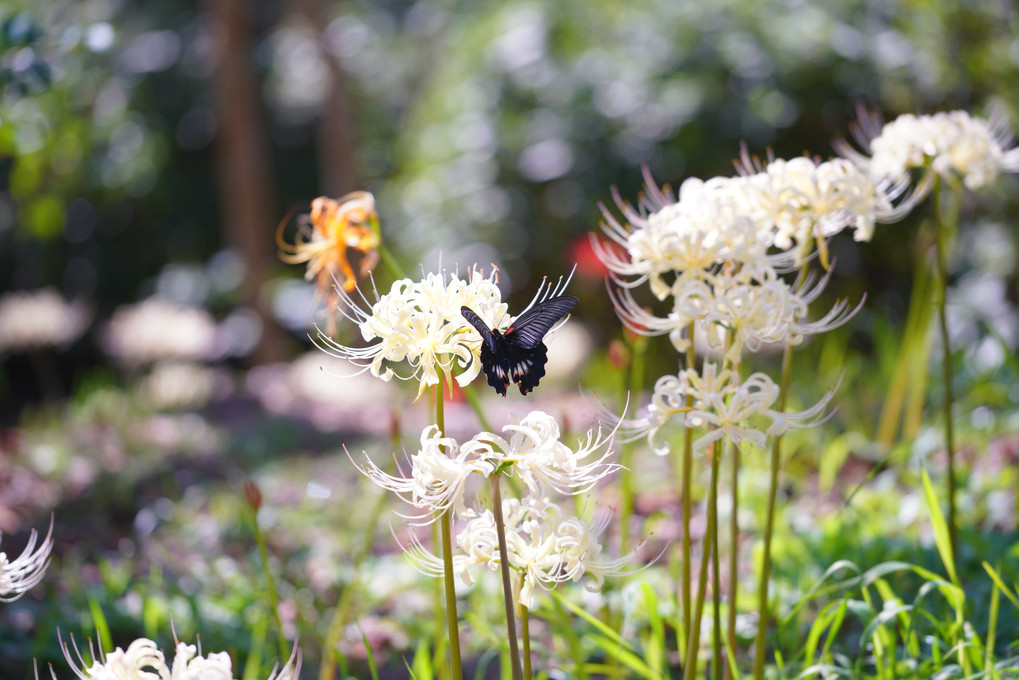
[504,295,579,349]
[461,305,510,395]
[460,305,497,353]
[505,342,548,395]
[463,295,578,397]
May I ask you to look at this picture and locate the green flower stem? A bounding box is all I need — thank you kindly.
[462,382,494,432]
[435,384,464,680]
[679,324,696,662]
[752,340,795,680]
[726,436,739,674]
[683,438,720,680]
[379,244,405,281]
[491,475,524,680]
[619,334,647,557]
[522,605,533,680]
[711,443,722,680]
[247,503,290,664]
[932,176,959,558]
[368,213,406,281]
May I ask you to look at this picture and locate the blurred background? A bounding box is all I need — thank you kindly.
[2,0,1018,675]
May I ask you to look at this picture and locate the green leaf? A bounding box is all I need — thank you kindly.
[86,595,113,656]
[921,467,958,586]
[982,562,1019,610]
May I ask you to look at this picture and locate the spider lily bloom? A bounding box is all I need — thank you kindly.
[625,363,836,455]
[350,424,496,524]
[609,264,861,360]
[594,174,772,300]
[278,191,380,297]
[55,631,301,680]
[738,155,918,266]
[838,110,1019,192]
[1,517,53,602]
[703,266,863,362]
[406,497,644,609]
[317,268,507,399]
[473,410,621,496]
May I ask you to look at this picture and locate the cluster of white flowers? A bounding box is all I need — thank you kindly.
[0,289,90,353]
[840,110,1019,190]
[610,262,861,361]
[630,363,836,455]
[354,410,618,523]
[593,147,887,457]
[595,156,913,302]
[54,634,300,680]
[318,268,508,400]
[407,496,635,609]
[355,411,637,607]
[0,518,53,602]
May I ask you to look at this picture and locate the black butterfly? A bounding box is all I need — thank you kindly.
[461,295,579,396]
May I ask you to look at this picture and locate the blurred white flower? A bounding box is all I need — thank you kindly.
[103,298,219,367]
[840,110,1019,191]
[56,632,301,680]
[0,517,53,602]
[140,361,217,411]
[317,268,508,400]
[0,289,89,353]
[406,497,642,609]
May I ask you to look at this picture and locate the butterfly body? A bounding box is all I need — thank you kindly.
[461,295,578,396]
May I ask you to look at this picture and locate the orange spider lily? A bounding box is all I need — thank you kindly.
[278,191,381,308]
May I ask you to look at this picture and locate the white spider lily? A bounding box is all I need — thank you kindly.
[474,410,621,496]
[838,109,1019,191]
[737,155,918,254]
[350,425,495,524]
[54,631,301,680]
[354,411,617,522]
[624,364,837,454]
[1,517,53,602]
[317,268,507,400]
[405,497,645,609]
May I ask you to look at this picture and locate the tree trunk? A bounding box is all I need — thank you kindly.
[209,0,287,364]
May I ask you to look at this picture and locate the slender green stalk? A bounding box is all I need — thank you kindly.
[491,476,524,680]
[462,383,494,432]
[711,445,722,680]
[619,334,646,557]
[987,575,1000,680]
[368,213,406,281]
[435,384,464,680]
[726,436,739,677]
[752,341,795,679]
[248,502,290,663]
[522,606,532,680]
[679,324,696,663]
[683,440,720,680]
[932,176,958,558]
